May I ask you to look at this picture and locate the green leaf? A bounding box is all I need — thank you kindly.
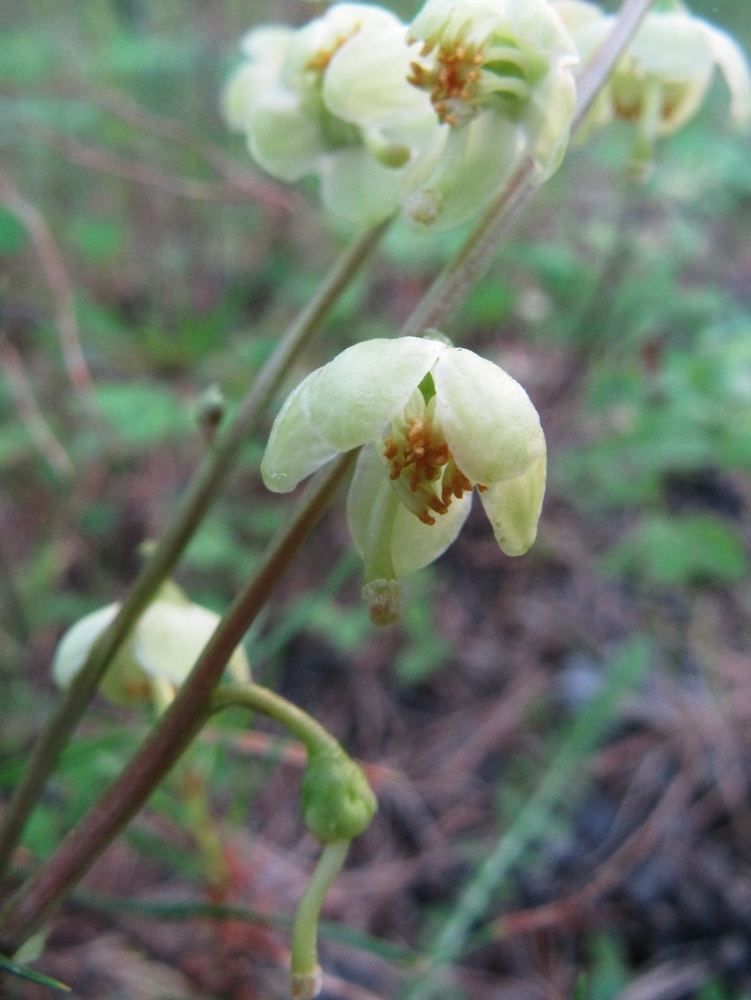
[603,513,749,586]
[0,207,27,253]
[95,381,189,446]
[0,953,70,992]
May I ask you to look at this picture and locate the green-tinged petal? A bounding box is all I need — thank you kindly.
[247,93,325,182]
[51,603,155,708]
[305,338,442,451]
[319,148,404,226]
[284,3,403,88]
[133,601,236,686]
[405,114,523,230]
[525,57,577,178]
[479,449,546,555]
[52,603,120,688]
[347,445,471,578]
[434,348,545,484]
[629,14,715,80]
[552,0,606,37]
[50,603,158,709]
[703,21,751,126]
[222,27,295,131]
[262,370,342,492]
[324,25,429,126]
[391,482,471,575]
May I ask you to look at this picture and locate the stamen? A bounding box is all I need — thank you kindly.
[381,399,475,525]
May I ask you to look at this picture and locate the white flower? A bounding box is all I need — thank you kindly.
[53,586,250,707]
[261,336,546,623]
[555,0,751,168]
[222,4,437,227]
[326,0,578,230]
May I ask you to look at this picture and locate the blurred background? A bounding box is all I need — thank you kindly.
[1,1,751,998]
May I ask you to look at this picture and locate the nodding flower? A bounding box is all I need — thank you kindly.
[53,584,250,708]
[554,0,751,175]
[261,335,546,625]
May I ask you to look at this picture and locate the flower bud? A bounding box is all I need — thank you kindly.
[300,746,377,843]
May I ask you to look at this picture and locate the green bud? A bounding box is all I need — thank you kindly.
[300,746,377,843]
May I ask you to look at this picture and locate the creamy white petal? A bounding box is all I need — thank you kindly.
[247,92,325,182]
[434,348,545,484]
[479,449,546,555]
[52,603,120,688]
[405,114,524,231]
[324,24,429,126]
[304,337,442,451]
[318,147,405,227]
[703,21,751,126]
[261,370,342,492]
[134,602,222,686]
[391,485,471,575]
[346,444,471,577]
[629,14,715,81]
[222,28,296,131]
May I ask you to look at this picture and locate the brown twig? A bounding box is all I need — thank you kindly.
[0,336,73,479]
[0,170,98,414]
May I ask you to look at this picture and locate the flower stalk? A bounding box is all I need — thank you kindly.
[0,451,356,955]
[401,0,658,338]
[0,218,389,885]
[0,0,660,965]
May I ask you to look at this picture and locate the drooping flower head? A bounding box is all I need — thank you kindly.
[53,584,250,708]
[222,3,438,226]
[224,0,577,231]
[326,0,578,229]
[261,335,546,624]
[555,0,751,174]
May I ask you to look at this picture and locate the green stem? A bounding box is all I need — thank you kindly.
[0,0,655,952]
[290,840,350,1000]
[209,684,339,759]
[400,0,656,339]
[0,220,389,884]
[210,686,360,998]
[0,451,356,955]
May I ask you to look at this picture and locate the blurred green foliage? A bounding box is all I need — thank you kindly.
[0,1,750,996]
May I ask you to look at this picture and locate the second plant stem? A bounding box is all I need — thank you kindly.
[0,219,389,884]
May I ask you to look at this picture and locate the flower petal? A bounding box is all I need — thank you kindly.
[247,92,326,181]
[479,449,546,555]
[391,486,471,575]
[318,147,405,227]
[346,443,471,577]
[702,20,751,126]
[134,601,232,686]
[261,370,343,492]
[52,603,120,688]
[434,348,545,484]
[304,337,442,451]
[324,24,429,126]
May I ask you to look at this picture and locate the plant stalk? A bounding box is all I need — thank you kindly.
[0,220,388,883]
[401,0,656,339]
[0,451,356,954]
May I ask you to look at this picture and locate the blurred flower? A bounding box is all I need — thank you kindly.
[555,0,751,172]
[327,0,578,229]
[261,335,546,624]
[53,584,250,708]
[222,4,437,227]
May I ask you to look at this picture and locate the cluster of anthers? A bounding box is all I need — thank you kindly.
[306,26,362,74]
[382,398,480,526]
[408,39,485,126]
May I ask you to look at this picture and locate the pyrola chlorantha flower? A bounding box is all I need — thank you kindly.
[555,0,751,173]
[261,335,546,624]
[325,0,578,229]
[222,3,438,227]
[52,584,250,708]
